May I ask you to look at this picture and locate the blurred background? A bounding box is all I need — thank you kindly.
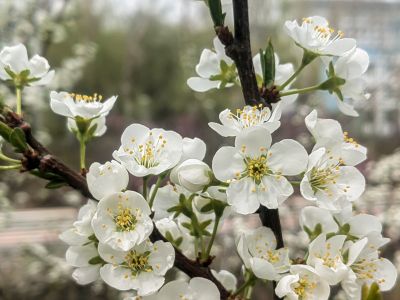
[0,0,399,299]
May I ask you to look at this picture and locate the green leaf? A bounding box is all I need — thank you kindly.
[45,180,67,189]
[208,0,225,27]
[0,121,12,142]
[30,170,64,181]
[200,202,214,213]
[10,128,28,152]
[262,40,275,88]
[88,256,104,265]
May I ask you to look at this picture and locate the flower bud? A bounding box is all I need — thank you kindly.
[170,159,212,192]
[87,160,129,200]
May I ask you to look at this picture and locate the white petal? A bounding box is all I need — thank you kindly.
[212,146,245,182]
[196,49,220,78]
[250,257,278,280]
[235,127,272,158]
[189,277,221,300]
[323,38,356,56]
[187,77,220,92]
[181,137,206,161]
[268,139,308,175]
[72,265,100,285]
[227,178,260,214]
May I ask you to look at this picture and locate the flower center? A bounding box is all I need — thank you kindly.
[293,277,317,298]
[126,132,167,168]
[114,205,137,232]
[309,158,343,195]
[302,17,344,47]
[228,105,271,129]
[69,92,103,103]
[123,250,153,276]
[343,131,360,148]
[245,156,269,183]
[352,259,382,283]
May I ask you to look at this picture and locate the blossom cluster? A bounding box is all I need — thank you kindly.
[0,12,396,300]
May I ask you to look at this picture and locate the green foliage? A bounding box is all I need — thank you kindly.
[259,40,275,88]
[362,283,383,300]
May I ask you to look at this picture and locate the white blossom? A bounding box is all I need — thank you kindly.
[135,277,220,300]
[300,147,365,211]
[275,265,330,300]
[113,124,183,177]
[170,159,212,193]
[331,47,370,117]
[237,227,290,280]
[284,16,356,56]
[305,110,367,166]
[211,269,237,293]
[86,160,129,200]
[306,234,349,285]
[212,126,308,213]
[50,91,117,119]
[98,240,175,296]
[91,191,153,251]
[59,200,101,285]
[0,43,54,86]
[342,237,397,299]
[181,137,206,162]
[208,104,281,137]
[187,37,236,92]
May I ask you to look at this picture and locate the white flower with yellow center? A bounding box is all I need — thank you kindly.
[59,200,101,285]
[113,124,183,177]
[208,104,281,137]
[305,110,367,166]
[187,37,236,92]
[342,237,397,299]
[284,16,356,56]
[212,126,308,213]
[135,277,220,300]
[236,227,290,280]
[306,234,349,285]
[87,160,129,200]
[91,191,153,251]
[275,265,330,300]
[98,240,175,296]
[300,148,365,211]
[0,43,54,86]
[330,47,370,117]
[50,91,117,119]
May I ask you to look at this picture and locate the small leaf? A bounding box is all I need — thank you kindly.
[10,128,28,152]
[200,202,214,213]
[208,0,225,27]
[0,121,13,142]
[88,256,104,265]
[45,180,67,189]
[263,40,275,88]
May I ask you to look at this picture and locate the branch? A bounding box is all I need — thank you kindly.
[0,110,230,299]
[213,1,283,298]
[215,0,261,106]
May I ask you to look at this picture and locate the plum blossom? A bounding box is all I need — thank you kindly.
[98,240,175,296]
[50,91,117,119]
[211,269,237,293]
[330,47,370,116]
[306,234,349,285]
[0,43,54,86]
[212,126,308,213]
[208,104,282,137]
[236,227,290,280]
[180,137,206,162]
[86,160,129,200]
[342,237,397,299]
[284,16,356,56]
[59,200,101,285]
[300,147,365,211]
[275,265,330,300]
[187,37,236,92]
[91,191,153,251]
[113,124,183,177]
[305,110,367,166]
[170,159,212,192]
[133,277,220,300]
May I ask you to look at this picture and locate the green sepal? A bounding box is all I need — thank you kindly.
[362,282,382,300]
[0,121,13,142]
[260,39,275,88]
[10,127,28,152]
[208,0,225,27]
[88,256,104,265]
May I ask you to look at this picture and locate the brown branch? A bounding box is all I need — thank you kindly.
[1,110,230,299]
[213,1,283,299]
